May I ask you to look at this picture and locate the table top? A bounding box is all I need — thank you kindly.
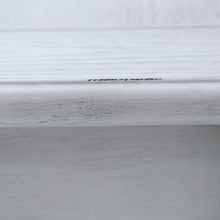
[0,28,219,126]
[0,28,219,84]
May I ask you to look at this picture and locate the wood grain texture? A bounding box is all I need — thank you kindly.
[1,126,220,219]
[0,28,220,126]
[0,28,220,82]
[0,0,220,30]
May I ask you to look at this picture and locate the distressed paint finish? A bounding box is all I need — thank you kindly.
[0,28,219,82]
[0,28,220,126]
[1,82,220,126]
[0,126,220,219]
[0,0,220,30]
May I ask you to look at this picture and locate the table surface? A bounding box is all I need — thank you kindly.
[0,28,219,83]
[0,28,220,126]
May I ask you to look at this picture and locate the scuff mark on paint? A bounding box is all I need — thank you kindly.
[88,78,162,82]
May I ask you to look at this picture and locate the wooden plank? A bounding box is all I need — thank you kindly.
[0,28,220,82]
[0,28,219,126]
[0,0,220,30]
[1,126,220,219]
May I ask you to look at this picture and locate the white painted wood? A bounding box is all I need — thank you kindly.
[0,126,220,219]
[0,28,220,126]
[0,28,219,82]
[0,0,220,30]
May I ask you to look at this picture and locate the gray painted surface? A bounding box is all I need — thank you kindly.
[0,126,220,219]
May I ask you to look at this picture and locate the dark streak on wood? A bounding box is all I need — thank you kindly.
[88,78,162,82]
